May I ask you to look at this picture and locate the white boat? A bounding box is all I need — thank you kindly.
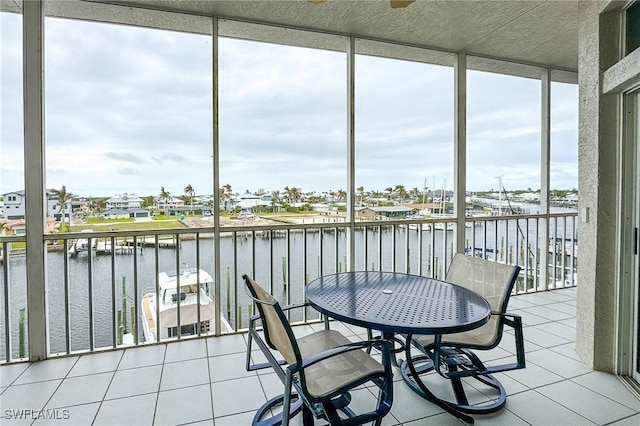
[408,223,432,231]
[433,222,455,231]
[140,268,233,343]
[69,229,94,257]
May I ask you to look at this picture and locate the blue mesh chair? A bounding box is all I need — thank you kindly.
[243,275,394,426]
[401,254,525,417]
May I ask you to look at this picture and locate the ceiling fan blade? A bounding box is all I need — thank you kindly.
[390,0,415,8]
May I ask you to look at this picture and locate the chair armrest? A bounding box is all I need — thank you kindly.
[502,312,525,369]
[295,339,392,372]
[484,311,525,372]
[281,302,309,312]
[249,302,309,323]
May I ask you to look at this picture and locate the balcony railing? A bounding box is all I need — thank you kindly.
[0,212,577,363]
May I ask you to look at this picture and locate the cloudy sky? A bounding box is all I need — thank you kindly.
[1,10,578,199]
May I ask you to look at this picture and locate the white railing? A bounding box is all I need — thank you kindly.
[0,212,577,362]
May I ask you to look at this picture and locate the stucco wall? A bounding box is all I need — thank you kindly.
[576,1,621,372]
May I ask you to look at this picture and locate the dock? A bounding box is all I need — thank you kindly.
[93,235,178,255]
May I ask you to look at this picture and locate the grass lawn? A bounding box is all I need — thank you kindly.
[71,220,186,232]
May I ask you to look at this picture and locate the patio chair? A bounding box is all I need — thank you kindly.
[243,274,394,426]
[401,254,525,415]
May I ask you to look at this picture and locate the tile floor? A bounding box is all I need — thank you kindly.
[1,287,639,425]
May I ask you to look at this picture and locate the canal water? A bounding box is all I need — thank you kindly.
[0,210,576,360]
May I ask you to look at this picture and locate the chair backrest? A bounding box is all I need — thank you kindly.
[243,274,299,365]
[445,254,521,346]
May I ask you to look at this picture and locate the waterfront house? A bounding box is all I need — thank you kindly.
[235,192,271,212]
[154,196,185,211]
[401,202,446,216]
[0,189,62,219]
[98,207,151,221]
[105,193,144,210]
[0,219,26,236]
[356,206,413,220]
[1,1,640,425]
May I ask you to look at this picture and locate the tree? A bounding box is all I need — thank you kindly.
[385,187,394,200]
[222,184,233,200]
[394,185,407,203]
[271,190,281,212]
[184,184,195,212]
[159,187,171,214]
[284,186,300,205]
[357,186,364,206]
[219,184,234,212]
[410,187,420,200]
[51,185,73,233]
[141,196,155,209]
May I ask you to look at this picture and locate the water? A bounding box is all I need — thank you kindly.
[0,212,576,360]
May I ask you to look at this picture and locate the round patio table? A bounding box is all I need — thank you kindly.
[306,271,491,423]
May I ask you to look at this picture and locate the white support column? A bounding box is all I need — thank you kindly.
[346,36,356,271]
[540,67,551,290]
[23,0,48,361]
[454,52,467,254]
[576,0,621,372]
[211,17,222,335]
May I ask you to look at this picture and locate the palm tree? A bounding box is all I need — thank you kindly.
[222,184,233,200]
[184,184,195,213]
[159,187,171,214]
[51,185,73,232]
[284,186,295,205]
[385,187,394,200]
[220,184,233,211]
[290,187,301,204]
[357,186,364,206]
[271,190,281,213]
[395,185,407,203]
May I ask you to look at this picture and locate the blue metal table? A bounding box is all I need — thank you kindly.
[305,271,491,423]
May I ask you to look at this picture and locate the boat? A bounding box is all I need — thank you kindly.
[407,223,432,231]
[433,222,455,231]
[68,229,94,257]
[140,267,233,343]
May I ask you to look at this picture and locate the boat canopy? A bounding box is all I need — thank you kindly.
[158,268,213,291]
[159,299,216,327]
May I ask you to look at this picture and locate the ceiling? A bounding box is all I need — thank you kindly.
[2,0,579,72]
[97,0,579,72]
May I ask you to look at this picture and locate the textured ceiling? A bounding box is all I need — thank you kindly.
[2,0,578,72]
[98,0,579,71]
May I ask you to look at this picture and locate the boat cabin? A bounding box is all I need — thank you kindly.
[158,268,211,306]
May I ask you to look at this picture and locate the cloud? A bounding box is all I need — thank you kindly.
[105,152,145,163]
[0,11,579,197]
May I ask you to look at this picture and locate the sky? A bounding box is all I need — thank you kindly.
[0,10,579,199]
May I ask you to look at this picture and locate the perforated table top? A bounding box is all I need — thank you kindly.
[306,271,491,335]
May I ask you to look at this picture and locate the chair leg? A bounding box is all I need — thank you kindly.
[400,356,475,424]
[251,393,304,426]
[403,357,508,416]
[302,405,314,426]
[452,373,507,415]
